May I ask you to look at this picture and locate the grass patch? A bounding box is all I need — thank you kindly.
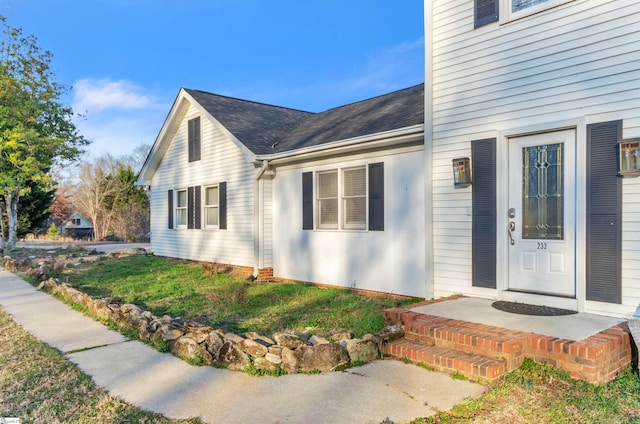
[0,308,200,423]
[414,358,640,423]
[52,255,417,338]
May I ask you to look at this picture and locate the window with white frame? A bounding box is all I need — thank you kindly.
[204,185,219,227]
[303,162,383,232]
[176,189,187,227]
[342,167,366,229]
[317,170,339,229]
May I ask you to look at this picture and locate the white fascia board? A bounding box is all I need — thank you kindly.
[256,124,424,166]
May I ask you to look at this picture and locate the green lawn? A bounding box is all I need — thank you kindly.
[55,254,416,338]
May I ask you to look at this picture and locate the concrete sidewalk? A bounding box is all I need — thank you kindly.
[0,267,486,424]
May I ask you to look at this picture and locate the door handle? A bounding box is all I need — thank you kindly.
[508,221,515,246]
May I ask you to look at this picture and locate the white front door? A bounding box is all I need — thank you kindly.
[508,130,576,297]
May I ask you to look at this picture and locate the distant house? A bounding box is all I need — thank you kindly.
[137,84,427,297]
[60,212,93,240]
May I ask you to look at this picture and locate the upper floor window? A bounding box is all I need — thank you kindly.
[188,117,201,162]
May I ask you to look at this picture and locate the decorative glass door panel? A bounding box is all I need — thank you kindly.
[508,131,575,296]
[522,143,564,240]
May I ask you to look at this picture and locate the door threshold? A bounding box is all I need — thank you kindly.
[505,289,576,300]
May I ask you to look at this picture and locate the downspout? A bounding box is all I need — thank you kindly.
[253,160,270,277]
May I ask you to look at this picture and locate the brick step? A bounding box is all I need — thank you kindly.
[403,314,527,370]
[385,338,506,383]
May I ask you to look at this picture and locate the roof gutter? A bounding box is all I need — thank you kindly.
[256,124,424,165]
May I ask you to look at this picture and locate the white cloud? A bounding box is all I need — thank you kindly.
[72,78,153,113]
[70,78,172,160]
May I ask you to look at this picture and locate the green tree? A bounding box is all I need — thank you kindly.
[0,16,88,250]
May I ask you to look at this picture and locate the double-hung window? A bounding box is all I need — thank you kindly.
[204,185,219,228]
[176,189,188,227]
[305,162,383,231]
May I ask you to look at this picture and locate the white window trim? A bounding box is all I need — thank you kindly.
[315,166,369,232]
[175,188,187,229]
[203,184,220,229]
[501,0,573,24]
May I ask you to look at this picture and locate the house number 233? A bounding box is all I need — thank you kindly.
[537,242,548,250]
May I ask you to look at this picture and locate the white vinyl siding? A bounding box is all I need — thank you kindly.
[430,0,640,316]
[149,102,255,267]
[272,148,426,298]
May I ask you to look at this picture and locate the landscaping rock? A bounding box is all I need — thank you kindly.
[309,335,330,345]
[224,332,245,344]
[343,338,380,363]
[169,336,200,360]
[163,327,184,341]
[218,341,251,370]
[205,331,225,359]
[297,343,350,372]
[265,352,283,365]
[272,332,306,349]
[239,338,269,357]
[377,325,405,341]
[330,330,352,341]
[253,356,278,371]
[281,347,300,374]
[244,331,275,346]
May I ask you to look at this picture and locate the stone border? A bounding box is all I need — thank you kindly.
[3,254,405,374]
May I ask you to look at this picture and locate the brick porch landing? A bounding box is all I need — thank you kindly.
[383,298,633,384]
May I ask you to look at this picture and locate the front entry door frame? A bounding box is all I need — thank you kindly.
[495,120,587,312]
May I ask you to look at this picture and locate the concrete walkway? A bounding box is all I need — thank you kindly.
[0,268,486,424]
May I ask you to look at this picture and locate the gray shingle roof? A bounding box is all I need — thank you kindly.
[185,83,424,156]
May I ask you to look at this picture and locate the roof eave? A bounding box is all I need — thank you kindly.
[255,124,424,165]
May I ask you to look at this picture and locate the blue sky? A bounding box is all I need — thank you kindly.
[1,1,424,160]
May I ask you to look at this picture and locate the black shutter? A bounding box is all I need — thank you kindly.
[472,138,497,288]
[475,0,498,28]
[368,163,384,231]
[194,185,201,229]
[168,189,174,229]
[302,172,313,230]
[188,117,201,162]
[187,186,195,229]
[586,121,622,303]
[219,181,227,230]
